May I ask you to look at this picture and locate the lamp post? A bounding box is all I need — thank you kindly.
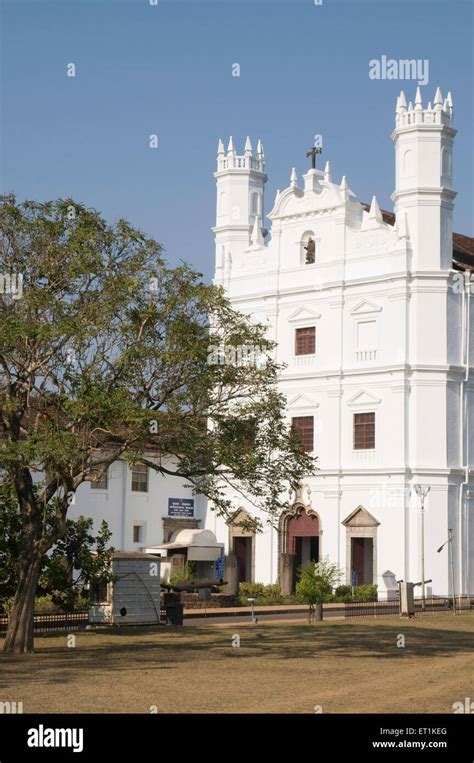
[414,484,430,611]
[247,597,257,624]
[437,529,456,615]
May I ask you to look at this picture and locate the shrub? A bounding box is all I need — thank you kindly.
[238,582,290,605]
[296,558,343,621]
[331,584,378,603]
[169,561,196,586]
[353,584,377,601]
[238,582,266,601]
[33,595,62,614]
[334,585,352,598]
[261,583,281,599]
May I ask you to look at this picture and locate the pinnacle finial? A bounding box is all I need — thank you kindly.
[340,175,348,191]
[434,87,443,107]
[217,139,225,156]
[447,91,453,107]
[227,136,235,153]
[324,160,332,182]
[368,195,383,222]
[398,91,407,111]
[290,167,298,188]
[257,139,264,157]
[415,86,423,110]
[408,101,413,112]
[244,136,252,155]
[250,216,264,247]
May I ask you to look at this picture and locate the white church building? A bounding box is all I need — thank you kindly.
[72,87,474,600]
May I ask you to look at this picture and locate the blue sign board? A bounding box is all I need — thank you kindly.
[168,498,194,518]
[215,555,224,580]
[351,570,359,587]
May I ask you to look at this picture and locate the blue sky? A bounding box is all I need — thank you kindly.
[1,0,473,281]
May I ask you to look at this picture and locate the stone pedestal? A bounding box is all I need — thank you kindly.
[224,554,239,595]
[280,553,295,596]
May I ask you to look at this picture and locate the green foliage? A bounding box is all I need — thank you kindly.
[0,194,316,530]
[334,585,352,599]
[38,516,114,612]
[0,480,21,607]
[238,582,291,605]
[31,596,61,614]
[332,583,378,602]
[169,561,196,586]
[238,582,266,600]
[352,584,378,601]
[0,479,113,613]
[0,194,316,650]
[296,557,343,606]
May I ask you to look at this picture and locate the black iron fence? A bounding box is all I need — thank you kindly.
[340,596,473,618]
[0,611,89,635]
[343,599,399,618]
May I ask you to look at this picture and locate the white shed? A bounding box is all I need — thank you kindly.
[89,551,161,625]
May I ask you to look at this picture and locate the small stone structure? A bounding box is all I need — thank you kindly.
[89,551,161,625]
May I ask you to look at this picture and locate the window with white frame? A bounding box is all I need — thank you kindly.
[131,464,148,493]
[353,412,375,450]
[295,326,316,356]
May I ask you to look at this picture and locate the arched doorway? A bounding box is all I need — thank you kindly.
[279,504,321,594]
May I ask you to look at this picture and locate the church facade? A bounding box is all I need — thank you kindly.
[69,87,473,600]
[207,87,474,599]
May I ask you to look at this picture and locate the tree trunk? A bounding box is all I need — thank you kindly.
[315,602,323,621]
[3,553,43,653]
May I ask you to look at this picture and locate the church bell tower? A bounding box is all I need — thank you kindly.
[213,136,267,284]
[391,87,456,271]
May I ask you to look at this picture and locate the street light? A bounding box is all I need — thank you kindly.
[414,484,430,611]
[437,529,456,615]
[247,597,257,625]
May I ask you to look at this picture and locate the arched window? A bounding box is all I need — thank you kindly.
[219,191,228,216]
[300,230,316,265]
[441,147,451,179]
[403,149,414,177]
[251,192,260,216]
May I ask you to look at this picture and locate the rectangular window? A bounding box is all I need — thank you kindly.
[131,464,148,492]
[292,416,314,452]
[91,469,108,490]
[353,412,375,450]
[90,580,109,603]
[295,327,316,356]
[133,525,142,543]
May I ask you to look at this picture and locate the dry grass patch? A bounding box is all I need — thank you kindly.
[0,614,473,713]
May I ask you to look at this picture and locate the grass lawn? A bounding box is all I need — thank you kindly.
[1,614,473,714]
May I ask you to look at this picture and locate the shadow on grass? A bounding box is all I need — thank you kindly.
[0,616,473,690]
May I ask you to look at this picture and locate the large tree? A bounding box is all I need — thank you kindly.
[0,476,113,613]
[0,195,315,652]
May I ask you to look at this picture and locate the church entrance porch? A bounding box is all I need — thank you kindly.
[224,508,256,593]
[351,537,374,586]
[342,506,379,587]
[279,500,321,595]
